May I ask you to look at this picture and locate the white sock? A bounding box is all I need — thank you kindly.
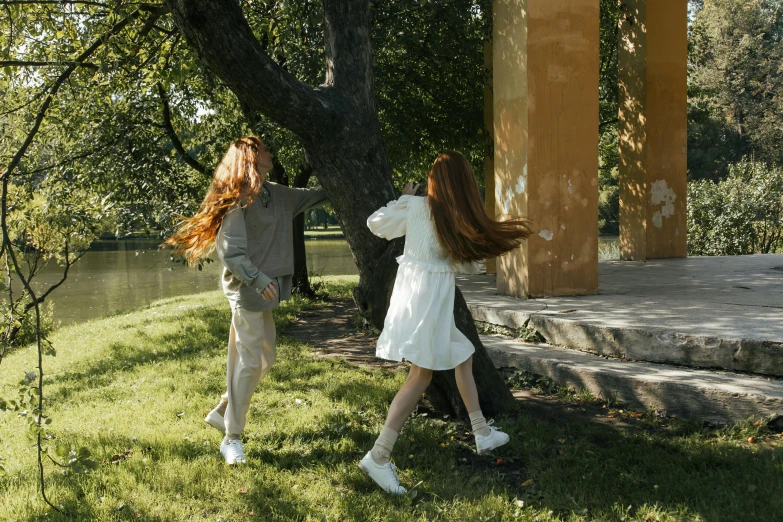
[469,410,491,437]
[371,426,399,465]
[214,398,228,416]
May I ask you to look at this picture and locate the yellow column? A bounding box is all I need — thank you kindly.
[619,0,687,260]
[493,0,599,297]
[484,40,497,275]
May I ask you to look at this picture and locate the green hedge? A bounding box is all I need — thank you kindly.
[688,161,783,256]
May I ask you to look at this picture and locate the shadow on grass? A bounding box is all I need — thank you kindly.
[46,306,230,402]
[17,432,315,522]
[22,301,783,521]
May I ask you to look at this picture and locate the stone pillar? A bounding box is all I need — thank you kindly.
[618,0,687,260]
[484,40,497,275]
[493,0,599,297]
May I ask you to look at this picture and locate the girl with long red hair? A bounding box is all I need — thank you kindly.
[165,136,327,465]
[359,151,530,494]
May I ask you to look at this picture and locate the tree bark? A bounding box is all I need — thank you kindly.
[165,0,514,416]
[292,163,314,296]
[268,156,314,297]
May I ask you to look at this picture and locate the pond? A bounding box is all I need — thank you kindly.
[26,236,619,326]
[27,239,356,326]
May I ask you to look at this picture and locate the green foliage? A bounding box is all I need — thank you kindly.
[687,160,783,255]
[598,166,619,236]
[689,0,783,178]
[598,0,620,234]
[9,176,112,259]
[372,0,491,186]
[0,176,108,348]
[0,300,55,350]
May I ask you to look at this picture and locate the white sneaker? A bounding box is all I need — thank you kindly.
[205,407,225,434]
[475,420,510,455]
[358,451,407,495]
[220,438,246,465]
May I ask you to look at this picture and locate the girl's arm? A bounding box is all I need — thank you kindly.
[290,186,329,216]
[216,205,275,295]
[366,195,416,239]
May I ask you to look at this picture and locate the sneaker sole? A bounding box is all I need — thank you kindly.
[205,414,225,434]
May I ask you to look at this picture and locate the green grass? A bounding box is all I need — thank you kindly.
[304,225,344,238]
[1,276,781,521]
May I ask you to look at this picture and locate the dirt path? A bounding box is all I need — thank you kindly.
[287,298,403,370]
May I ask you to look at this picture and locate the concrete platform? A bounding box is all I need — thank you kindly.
[482,335,783,425]
[459,255,783,376]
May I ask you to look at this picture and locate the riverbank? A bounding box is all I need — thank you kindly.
[1,277,780,521]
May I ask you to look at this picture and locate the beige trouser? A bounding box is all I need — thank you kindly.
[221,307,276,436]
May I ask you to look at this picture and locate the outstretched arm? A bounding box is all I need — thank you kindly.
[291,186,329,216]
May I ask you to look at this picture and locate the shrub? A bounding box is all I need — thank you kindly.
[688,160,783,256]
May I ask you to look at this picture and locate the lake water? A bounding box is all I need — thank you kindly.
[27,239,357,326]
[27,236,618,326]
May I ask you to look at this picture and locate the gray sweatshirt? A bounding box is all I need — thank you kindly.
[215,181,329,311]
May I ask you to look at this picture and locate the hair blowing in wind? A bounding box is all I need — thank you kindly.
[164,137,265,264]
[427,151,531,263]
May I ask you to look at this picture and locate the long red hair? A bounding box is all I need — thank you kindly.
[428,151,530,263]
[164,136,264,264]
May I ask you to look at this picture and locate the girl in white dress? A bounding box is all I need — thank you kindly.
[359,151,531,494]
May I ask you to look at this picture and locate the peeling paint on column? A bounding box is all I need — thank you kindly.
[539,229,554,241]
[515,166,527,194]
[650,179,676,229]
[567,179,574,194]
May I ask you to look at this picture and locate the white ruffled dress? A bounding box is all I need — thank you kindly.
[367,195,479,370]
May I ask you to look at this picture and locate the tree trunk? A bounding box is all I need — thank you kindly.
[428,287,515,417]
[269,156,314,297]
[292,163,314,296]
[165,0,514,417]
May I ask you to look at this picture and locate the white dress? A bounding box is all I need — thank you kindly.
[367,195,480,370]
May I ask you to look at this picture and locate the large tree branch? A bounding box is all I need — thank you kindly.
[157,83,210,177]
[0,1,108,5]
[164,0,331,142]
[599,118,618,131]
[322,0,375,110]
[0,60,99,69]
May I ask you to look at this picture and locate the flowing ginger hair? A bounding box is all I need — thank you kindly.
[427,151,531,263]
[164,136,265,265]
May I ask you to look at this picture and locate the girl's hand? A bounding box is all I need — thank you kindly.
[261,281,278,300]
[402,181,421,196]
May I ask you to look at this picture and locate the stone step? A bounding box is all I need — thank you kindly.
[481,334,783,425]
[459,256,783,377]
[468,301,783,378]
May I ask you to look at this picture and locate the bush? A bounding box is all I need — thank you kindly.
[0,300,56,353]
[688,161,783,256]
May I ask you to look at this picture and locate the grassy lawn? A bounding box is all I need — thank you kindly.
[1,276,781,521]
[304,225,344,238]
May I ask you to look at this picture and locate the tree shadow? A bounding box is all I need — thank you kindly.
[46,307,230,402]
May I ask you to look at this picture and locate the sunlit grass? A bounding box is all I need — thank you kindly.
[1,277,780,521]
